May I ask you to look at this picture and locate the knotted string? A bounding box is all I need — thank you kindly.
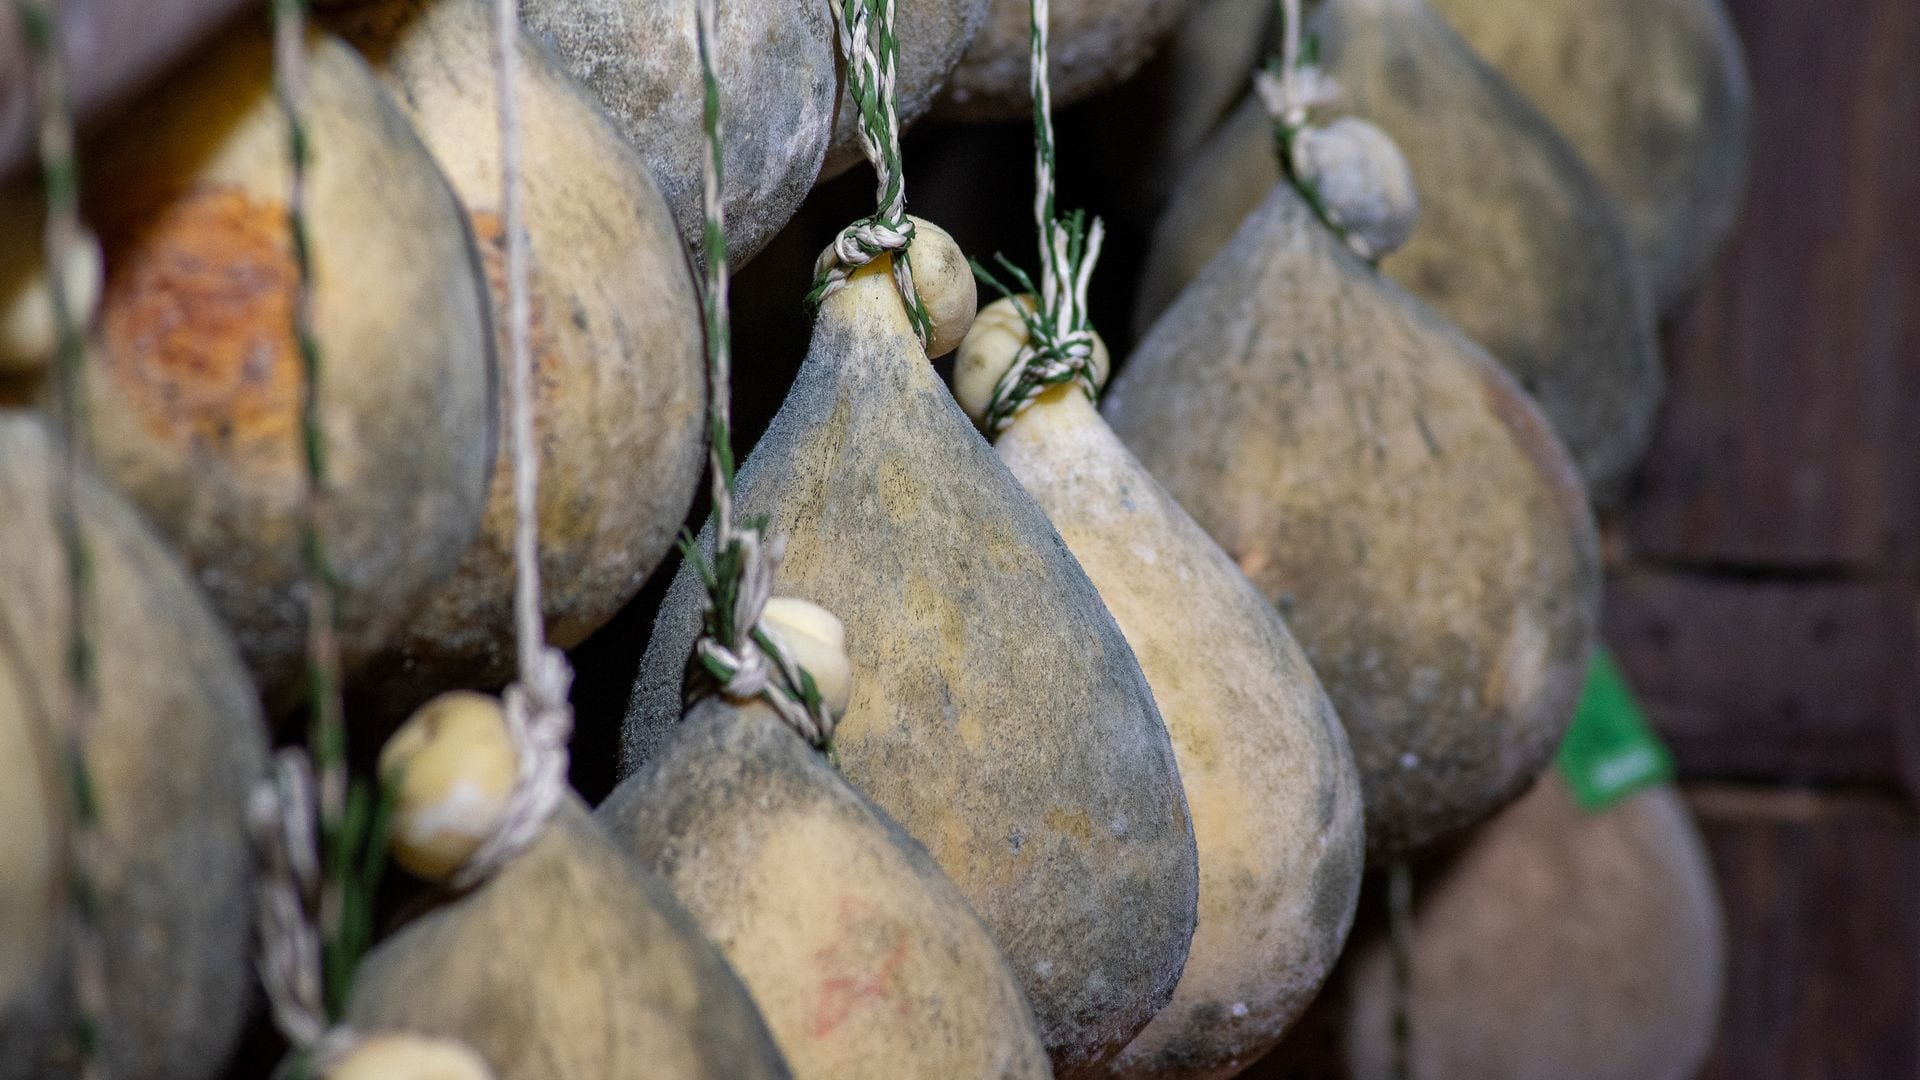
[1255,0,1413,262]
[1254,0,1339,134]
[249,752,364,1077]
[972,0,1106,438]
[806,0,932,348]
[251,5,395,1069]
[684,0,836,751]
[446,0,579,892]
[14,2,107,1074]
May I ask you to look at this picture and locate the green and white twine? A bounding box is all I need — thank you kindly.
[806,0,932,350]
[1256,0,1338,134]
[972,0,1106,438]
[1256,0,1416,263]
[1256,0,1343,225]
[251,5,392,1074]
[14,2,107,1074]
[685,0,836,751]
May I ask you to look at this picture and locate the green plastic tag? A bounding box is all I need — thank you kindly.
[1555,648,1675,811]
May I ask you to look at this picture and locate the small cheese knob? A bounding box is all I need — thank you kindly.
[379,691,518,882]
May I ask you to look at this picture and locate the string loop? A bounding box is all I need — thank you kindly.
[973,0,1107,437]
[808,0,932,347]
[687,0,838,752]
[454,0,579,889]
[1257,0,1417,262]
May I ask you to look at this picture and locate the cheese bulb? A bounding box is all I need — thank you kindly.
[327,1033,495,1080]
[380,691,518,883]
[757,597,854,720]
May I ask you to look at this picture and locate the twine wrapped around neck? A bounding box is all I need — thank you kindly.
[807,0,932,349]
[972,0,1107,438]
[1256,0,1418,262]
[686,0,837,752]
[452,0,578,890]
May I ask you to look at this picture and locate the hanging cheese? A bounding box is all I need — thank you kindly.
[956,297,1366,1077]
[604,599,1051,1079]
[520,0,835,266]
[324,0,705,717]
[1429,0,1751,315]
[1108,174,1600,859]
[0,411,267,1078]
[0,18,496,711]
[1135,0,1663,505]
[629,246,1199,1077]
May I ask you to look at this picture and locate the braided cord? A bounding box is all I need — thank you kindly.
[685,0,836,752]
[14,3,107,1073]
[442,0,580,894]
[1256,0,1348,242]
[806,0,932,348]
[971,0,1105,438]
[251,8,392,1068]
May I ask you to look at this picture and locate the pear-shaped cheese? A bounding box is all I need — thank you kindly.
[1108,179,1600,860]
[981,380,1365,1078]
[1251,774,1725,1080]
[1429,0,1750,315]
[821,0,991,179]
[0,18,495,712]
[1315,0,1659,504]
[0,412,267,1079]
[346,797,794,1080]
[628,260,1198,1078]
[937,0,1197,120]
[327,0,704,715]
[1137,0,1662,506]
[521,0,834,267]
[601,696,1051,1080]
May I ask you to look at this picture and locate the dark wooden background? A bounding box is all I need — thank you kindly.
[1603,0,1920,1074]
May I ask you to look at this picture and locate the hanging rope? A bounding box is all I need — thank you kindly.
[15,2,107,1074]
[684,0,837,751]
[1255,0,1340,133]
[1256,0,1344,228]
[249,751,362,1077]
[1256,0,1415,262]
[971,0,1106,438]
[435,0,579,893]
[251,6,394,1068]
[806,0,932,348]
[269,0,348,852]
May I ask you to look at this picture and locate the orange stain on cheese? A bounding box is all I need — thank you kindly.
[100,184,301,460]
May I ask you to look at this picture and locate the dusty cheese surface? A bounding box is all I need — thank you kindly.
[630,264,1198,1078]
[348,799,793,1080]
[997,389,1365,1079]
[1111,180,1600,859]
[1340,777,1725,1080]
[604,698,1050,1080]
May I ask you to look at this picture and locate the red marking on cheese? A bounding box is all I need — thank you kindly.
[810,896,912,1038]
